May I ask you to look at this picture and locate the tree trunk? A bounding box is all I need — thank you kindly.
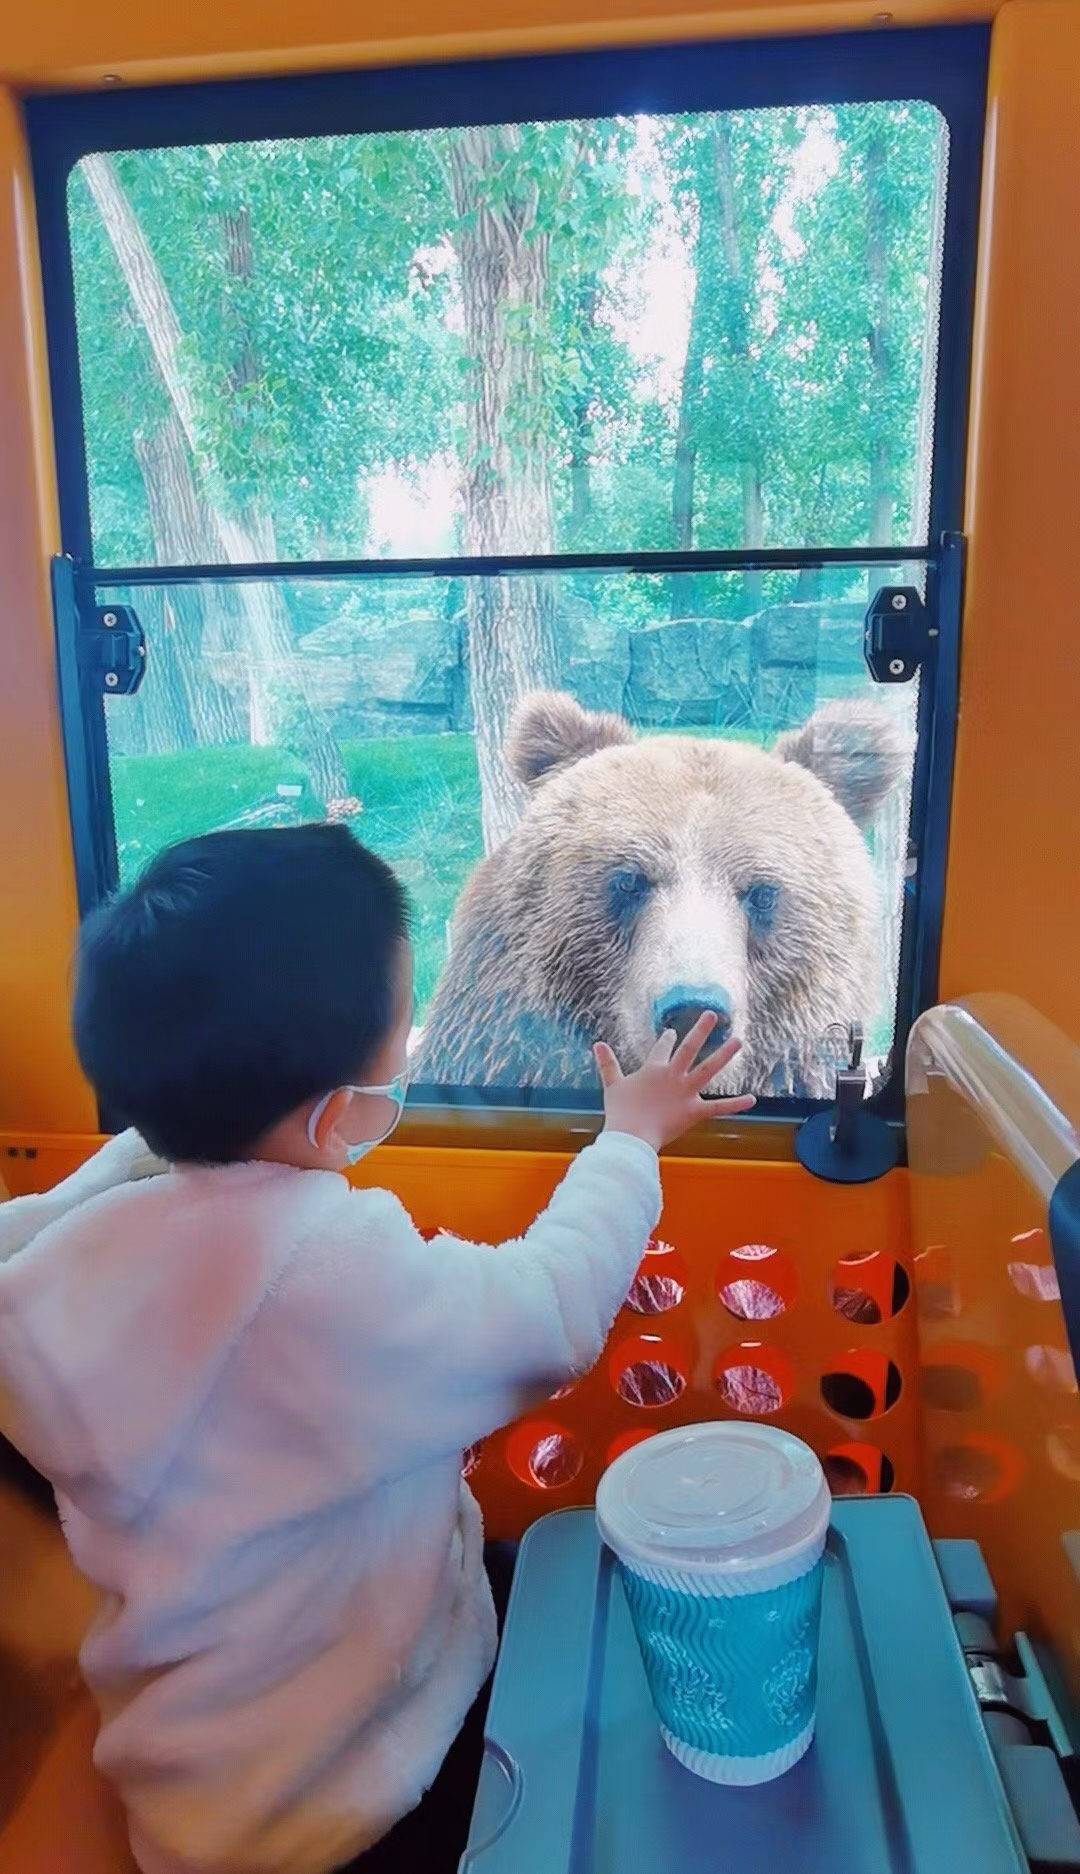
[134,418,244,747]
[794,465,830,600]
[670,122,764,619]
[865,132,896,548]
[568,275,599,541]
[82,153,347,807]
[714,121,764,608]
[739,463,764,610]
[445,126,561,851]
[670,259,709,620]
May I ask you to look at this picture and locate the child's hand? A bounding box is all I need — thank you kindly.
[594,1014,755,1152]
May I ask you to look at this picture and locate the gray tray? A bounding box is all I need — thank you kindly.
[463,1498,1027,1873]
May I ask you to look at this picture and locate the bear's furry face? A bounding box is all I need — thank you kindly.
[414,692,908,1098]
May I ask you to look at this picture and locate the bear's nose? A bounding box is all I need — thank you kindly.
[652,990,733,1058]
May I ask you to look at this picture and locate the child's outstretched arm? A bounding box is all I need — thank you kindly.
[317,1020,753,1473]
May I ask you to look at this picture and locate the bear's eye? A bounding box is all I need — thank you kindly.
[741,881,781,934]
[607,865,652,926]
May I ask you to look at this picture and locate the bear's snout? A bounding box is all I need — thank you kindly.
[652,987,734,1057]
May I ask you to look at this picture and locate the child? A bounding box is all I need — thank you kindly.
[0,825,753,1874]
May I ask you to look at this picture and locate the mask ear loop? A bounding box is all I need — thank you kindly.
[307,1091,335,1150]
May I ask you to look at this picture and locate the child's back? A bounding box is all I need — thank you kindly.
[0,825,751,1874]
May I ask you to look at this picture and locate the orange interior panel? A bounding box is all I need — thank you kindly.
[3,3,1080,1128]
[0,1137,918,1541]
[1,0,1080,1861]
[908,997,1080,1714]
[0,0,997,91]
[941,0,1080,1046]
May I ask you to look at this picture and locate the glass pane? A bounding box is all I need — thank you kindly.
[103,563,919,1104]
[71,101,947,565]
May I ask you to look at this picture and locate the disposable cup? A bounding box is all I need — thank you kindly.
[595,1422,831,1784]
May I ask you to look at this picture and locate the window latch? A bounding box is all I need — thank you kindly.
[863,585,936,683]
[82,603,147,697]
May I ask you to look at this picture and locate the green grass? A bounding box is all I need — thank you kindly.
[111,733,483,1008]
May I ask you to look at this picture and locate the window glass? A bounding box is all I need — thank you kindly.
[70,101,947,566]
[103,564,918,1103]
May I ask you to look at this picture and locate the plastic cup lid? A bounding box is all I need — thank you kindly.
[595,1422,831,1574]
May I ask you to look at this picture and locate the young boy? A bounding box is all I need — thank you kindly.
[0,825,752,1874]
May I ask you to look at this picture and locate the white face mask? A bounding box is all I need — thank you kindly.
[306,1074,409,1165]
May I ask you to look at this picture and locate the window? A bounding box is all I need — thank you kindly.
[30,28,987,1126]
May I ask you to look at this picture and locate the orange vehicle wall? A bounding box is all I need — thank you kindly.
[0,0,1077,1857]
[2,0,1080,1139]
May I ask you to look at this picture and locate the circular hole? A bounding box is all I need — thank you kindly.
[824,1443,895,1497]
[529,1432,584,1489]
[1047,1427,1080,1485]
[714,1344,794,1416]
[606,1429,656,1468]
[718,1278,784,1320]
[1008,1260,1061,1302]
[821,1352,903,1421]
[626,1271,686,1315]
[933,1435,1022,1503]
[718,1366,782,1414]
[625,1241,688,1316]
[505,1420,584,1491]
[609,1334,689,1410]
[1025,1346,1077,1393]
[828,1252,910,1325]
[616,1361,686,1408]
[644,1236,677,1255]
[626,1272,686,1315]
[717,1245,796,1320]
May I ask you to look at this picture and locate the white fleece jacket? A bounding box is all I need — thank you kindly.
[0,1127,660,1874]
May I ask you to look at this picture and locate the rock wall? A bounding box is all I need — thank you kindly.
[293,595,870,739]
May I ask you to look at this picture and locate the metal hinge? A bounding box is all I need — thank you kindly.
[863,586,938,683]
[967,1639,1077,1764]
[81,602,147,698]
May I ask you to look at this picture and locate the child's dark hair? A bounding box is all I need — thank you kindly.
[73,825,409,1165]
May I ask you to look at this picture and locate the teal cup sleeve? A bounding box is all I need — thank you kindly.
[618,1547,825,1783]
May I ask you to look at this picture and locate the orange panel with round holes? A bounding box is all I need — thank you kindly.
[0,1134,917,1540]
[351,1143,916,1539]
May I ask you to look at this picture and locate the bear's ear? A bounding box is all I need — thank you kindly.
[506,690,634,789]
[773,699,908,830]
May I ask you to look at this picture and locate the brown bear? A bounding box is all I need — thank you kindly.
[412,690,908,1100]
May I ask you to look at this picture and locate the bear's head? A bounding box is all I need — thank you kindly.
[488,690,908,1097]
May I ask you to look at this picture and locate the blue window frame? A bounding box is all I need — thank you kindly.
[27,25,989,1141]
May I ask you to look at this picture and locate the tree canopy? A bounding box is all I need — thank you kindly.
[69,98,944,842]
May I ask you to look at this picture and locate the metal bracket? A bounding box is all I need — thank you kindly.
[863,585,937,684]
[831,1022,866,1153]
[82,602,147,697]
[794,1023,902,1184]
[965,1640,1077,1760]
